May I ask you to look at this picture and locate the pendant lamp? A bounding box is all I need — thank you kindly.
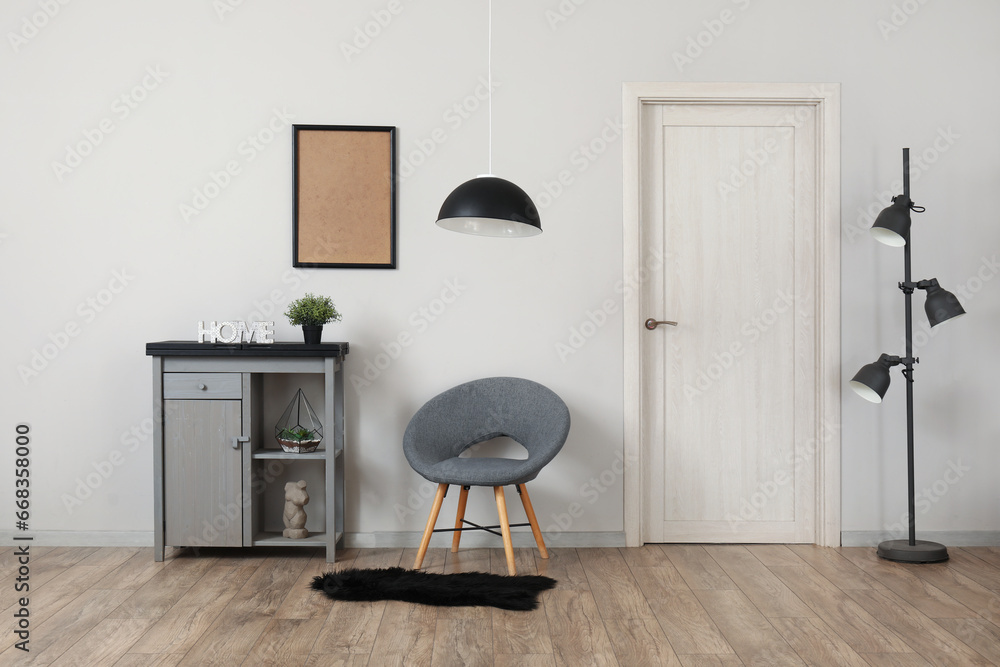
[435,0,541,237]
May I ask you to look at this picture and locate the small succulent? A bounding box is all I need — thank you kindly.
[278,428,318,442]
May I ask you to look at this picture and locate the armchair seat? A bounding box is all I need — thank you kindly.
[403,377,570,575]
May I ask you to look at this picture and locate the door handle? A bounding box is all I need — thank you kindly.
[231,436,250,450]
[645,318,678,330]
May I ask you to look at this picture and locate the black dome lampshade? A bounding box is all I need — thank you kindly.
[921,278,966,327]
[436,175,542,237]
[435,0,542,239]
[849,353,899,404]
[870,195,913,247]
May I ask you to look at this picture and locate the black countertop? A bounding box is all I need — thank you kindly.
[146,341,349,357]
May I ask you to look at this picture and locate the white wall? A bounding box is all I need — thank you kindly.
[1,0,997,543]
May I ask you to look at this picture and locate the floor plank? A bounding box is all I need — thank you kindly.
[786,545,873,590]
[769,616,870,666]
[963,547,1000,572]
[745,544,807,568]
[0,547,97,596]
[858,654,932,666]
[845,587,994,666]
[695,589,805,666]
[430,618,492,667]
[367,599,437,665]
[932,617,1000,664]
[242,618,324,666]
[604,617,684,666]
[493,604,553,654]
[127,564,257,654]
[901,559,1000,628]
[677,656,745,667]
[225,553,309,617]
[578,548,655,619]
[0,563,119,628]
[947,548,1000,591]
[175,609,271,666]
[660,545,738,591]
[91,548,169,591]
[0,588,133,666]
[276,549,357,620]
[647,590,736,656]
[494,655,558,666]
[704,546,815,618]
[311,597,386,655]
[768,565,911,653]
[113,654,185,667]
[534,548,590,591]
[490,547,538,576]
[303,654,368,666]
[839,548,978,619]
[49,618,155,667]
[106,556,219,620]
[621,546,689,599]
[543,589,618,666]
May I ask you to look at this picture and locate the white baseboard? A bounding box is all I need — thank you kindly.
[343,531,626,549]
[8,530,995,550]
[0,531,154,547]
[0,530,626,549]
[841,531,1000,547]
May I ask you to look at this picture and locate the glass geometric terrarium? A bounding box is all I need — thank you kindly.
[274,389,323,453]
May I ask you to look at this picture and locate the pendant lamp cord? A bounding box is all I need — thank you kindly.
[488,0,493,175]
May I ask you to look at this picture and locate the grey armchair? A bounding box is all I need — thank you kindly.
[403,377,571,575]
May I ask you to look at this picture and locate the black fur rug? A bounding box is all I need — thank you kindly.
[311,566,557,611]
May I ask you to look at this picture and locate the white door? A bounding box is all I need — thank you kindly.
[624,84,841,545]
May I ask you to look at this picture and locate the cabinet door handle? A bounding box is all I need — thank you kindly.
[644,318,678,330]
[231,436,250,450]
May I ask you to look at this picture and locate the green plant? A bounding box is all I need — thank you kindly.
[284,293,342,327]
[278,427,318,442]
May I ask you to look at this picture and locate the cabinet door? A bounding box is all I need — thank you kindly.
[164,400,243,547]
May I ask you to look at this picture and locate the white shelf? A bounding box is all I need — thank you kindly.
[252,449,325,460]
[253,531,329,546]
[251,448,342,461]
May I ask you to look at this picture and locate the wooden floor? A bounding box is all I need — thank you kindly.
[2,544,1000,666]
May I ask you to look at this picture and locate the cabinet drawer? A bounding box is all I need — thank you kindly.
[163,373,242,399]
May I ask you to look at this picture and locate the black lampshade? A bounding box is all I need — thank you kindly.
[849,354,897,404]
[436,176,542,237]
[871,195,912,247]
[922,279,966,327]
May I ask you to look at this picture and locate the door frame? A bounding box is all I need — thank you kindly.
[622,82,841,547]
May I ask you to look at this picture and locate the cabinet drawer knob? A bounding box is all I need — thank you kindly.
[198,383,207,390]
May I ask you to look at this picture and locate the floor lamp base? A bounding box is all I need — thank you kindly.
[877,539,949,563]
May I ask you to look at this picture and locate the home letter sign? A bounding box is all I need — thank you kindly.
[198,321,274,344]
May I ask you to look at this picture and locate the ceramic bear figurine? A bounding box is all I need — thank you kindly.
[282,480,310,539]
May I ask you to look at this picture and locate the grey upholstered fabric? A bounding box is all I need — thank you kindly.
[403,377,570,486]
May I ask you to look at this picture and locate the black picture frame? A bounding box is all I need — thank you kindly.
[292,124,397,269]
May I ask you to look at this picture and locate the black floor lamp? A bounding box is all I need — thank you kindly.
[849,148,966,564]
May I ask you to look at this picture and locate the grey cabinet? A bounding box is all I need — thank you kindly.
[164,399,243,547]
[148,342,349,563]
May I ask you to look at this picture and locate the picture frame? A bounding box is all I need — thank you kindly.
[292,124,397,269]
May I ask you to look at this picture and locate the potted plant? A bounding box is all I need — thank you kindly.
[284,293,341,344]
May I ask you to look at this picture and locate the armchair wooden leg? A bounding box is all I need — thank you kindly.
[494,486,517,575]
[452,486,470,553]
[414,483,448,570]
[517,484,548,559]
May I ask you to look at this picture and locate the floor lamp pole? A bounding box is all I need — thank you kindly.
[877,148,949,563]
[902,148,917,548]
